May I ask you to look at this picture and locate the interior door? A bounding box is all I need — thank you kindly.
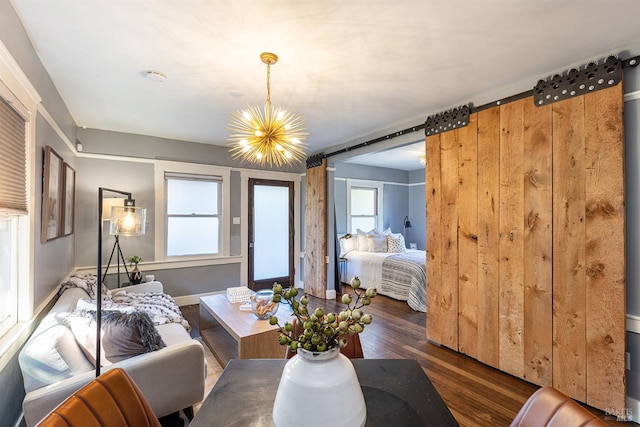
[248,179,294,290]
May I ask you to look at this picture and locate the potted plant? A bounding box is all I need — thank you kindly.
[268,277,376,427]
[126,255,143,285]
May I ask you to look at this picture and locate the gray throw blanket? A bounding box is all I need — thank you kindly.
[60,273,190,331]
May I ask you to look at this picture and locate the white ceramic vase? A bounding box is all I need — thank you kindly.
[272,346,366,427]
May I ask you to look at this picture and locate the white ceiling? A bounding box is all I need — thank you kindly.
[10,0,640,169]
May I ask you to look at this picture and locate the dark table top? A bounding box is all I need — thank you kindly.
[190,358,459,427]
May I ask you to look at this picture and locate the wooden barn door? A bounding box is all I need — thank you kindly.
[425,83,625,411]
[304,158,327,298]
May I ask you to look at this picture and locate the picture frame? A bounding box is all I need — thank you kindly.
[42,146,63,242]
[62,162,76,236]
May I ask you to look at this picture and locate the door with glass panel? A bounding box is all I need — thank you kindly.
[248,179,294,290]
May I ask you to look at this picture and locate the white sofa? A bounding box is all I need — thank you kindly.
[19,281,206,427]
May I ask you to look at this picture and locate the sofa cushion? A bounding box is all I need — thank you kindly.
[66,310,166,366]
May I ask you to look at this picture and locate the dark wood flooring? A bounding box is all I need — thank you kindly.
[180,286,632,427]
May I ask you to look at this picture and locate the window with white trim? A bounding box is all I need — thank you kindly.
[165,172,222,257]
[0,92,29,339]
[346,180,383,233]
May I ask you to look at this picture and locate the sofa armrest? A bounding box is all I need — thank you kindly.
[114,280,163,294]
[23,339,205,427]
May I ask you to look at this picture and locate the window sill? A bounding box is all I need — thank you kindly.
[76,255,243,276]
[0,316,39,371]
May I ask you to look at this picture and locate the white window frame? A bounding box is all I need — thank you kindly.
[154,161,231,261]
[346,179,383,233]
[0,40,38,349]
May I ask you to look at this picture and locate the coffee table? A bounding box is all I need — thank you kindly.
[199,293,284,367]
[190,358,459,426]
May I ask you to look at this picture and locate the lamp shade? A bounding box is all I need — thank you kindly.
[102,197,125,221]
[109,206,146,236]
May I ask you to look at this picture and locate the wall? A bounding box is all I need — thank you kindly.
[332,162,426,249]
[0,0,78,424]
[73,130,303,299]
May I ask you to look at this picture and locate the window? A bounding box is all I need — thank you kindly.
[0,217,17,338]
[165,173,222,257]
[0,79,32,341]
[347,180,383,233]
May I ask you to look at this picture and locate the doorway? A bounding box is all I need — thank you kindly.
[248,179,294,290]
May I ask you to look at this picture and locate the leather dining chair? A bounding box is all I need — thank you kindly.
[510,386,607,427]
[284,318,364,359]
[37,368,161,427]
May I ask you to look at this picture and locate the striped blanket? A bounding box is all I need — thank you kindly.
[381,251,427,312]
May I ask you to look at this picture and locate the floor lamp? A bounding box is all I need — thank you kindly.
[96,187,146,376]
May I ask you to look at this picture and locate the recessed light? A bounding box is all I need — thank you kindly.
[145,70,166,82]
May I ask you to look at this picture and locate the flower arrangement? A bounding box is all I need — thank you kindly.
[268,277,376,353]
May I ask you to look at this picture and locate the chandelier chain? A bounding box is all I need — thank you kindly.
[266,63,271,106]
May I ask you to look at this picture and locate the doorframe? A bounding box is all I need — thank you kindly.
[248,178,294,290]
[239,169,302,288]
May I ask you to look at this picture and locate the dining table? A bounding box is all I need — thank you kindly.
[189,358,459,427]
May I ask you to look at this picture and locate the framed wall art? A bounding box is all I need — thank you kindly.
[62,162,75,236]
[42,145,63,242]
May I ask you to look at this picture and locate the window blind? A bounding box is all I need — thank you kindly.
[164,171,223,183]
[0,97,27,214]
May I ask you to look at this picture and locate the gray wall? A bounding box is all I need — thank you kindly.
[73,137,247,298]
[1,0,78,424]
[625,64,640,403]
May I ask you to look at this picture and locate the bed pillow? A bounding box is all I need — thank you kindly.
[367,234,388,252]
[66,310,166,367]
[338,234,358,256]
[387,233,407,253]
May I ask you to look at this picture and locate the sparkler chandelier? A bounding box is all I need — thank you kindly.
[227,52,308,167]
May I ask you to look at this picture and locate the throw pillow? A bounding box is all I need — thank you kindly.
[387,233,407,253]
[367,234,388,252]
[338,233,358,256]
[66,310,166,367]
[356,228,380,252]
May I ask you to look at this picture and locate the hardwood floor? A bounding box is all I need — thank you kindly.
[181,286,632,427]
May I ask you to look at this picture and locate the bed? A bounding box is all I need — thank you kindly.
[341,240,427,313]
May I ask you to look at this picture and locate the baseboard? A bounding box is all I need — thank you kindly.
[628,314,640,334]
[624,396,640,423]
[174,291,223,306]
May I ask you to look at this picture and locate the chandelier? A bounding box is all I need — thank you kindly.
[227,52,308,167]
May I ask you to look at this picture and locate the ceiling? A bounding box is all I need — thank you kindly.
[10,0,640,170]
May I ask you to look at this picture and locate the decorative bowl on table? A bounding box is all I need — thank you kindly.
[251,289,279,320]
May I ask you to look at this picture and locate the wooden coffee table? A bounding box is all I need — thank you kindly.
[199,293,284,367]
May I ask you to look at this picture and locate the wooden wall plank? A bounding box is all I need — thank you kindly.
[304,159,327,298]
[457,114,479,358]
[522,100,553,386]
[584,84,626,409]
[476,107,501,368]
[439,130,460,350]
[552,96,587,401]
[498,99,526,378]
[426,134,447,344]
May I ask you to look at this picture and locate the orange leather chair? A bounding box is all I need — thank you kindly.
[511,387,607,427]
[284,319,364,359]
[37,368,161,427]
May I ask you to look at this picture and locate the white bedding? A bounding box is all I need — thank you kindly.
[342,249,427,312]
